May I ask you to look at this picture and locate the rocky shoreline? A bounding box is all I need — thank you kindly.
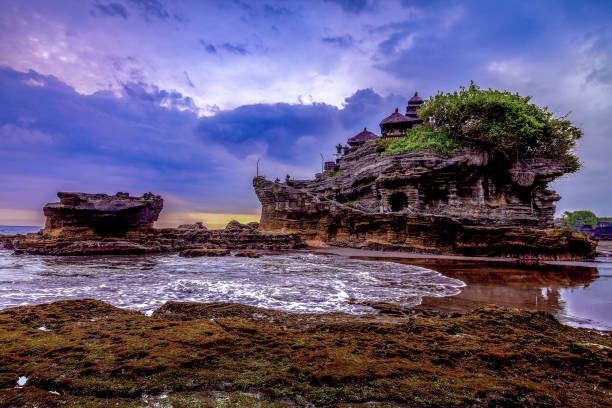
[0,192,303,256]
[1,299,610,407]
[1,143,599,261]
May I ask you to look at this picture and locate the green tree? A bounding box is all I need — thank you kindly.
[410,82,583,171]
[558,210,599,229]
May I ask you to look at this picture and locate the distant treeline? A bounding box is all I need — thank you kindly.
[556,211,612,241]
[557,211,612,228]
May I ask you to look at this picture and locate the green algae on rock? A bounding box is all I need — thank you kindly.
[1,300,610,407]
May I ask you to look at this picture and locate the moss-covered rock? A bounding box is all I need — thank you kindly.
[0,300,610,407]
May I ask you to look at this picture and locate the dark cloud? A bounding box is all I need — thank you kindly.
[231,0,255,13]
[199,40,247,55]
[199,39,217,54]
[183,71,195,88]
[220,43,248,55]
[195,88,408,163]
[586,68,612,85]
[338,88,408,134]
[120,81,199,112]
[263,4,292,17]
[127,0,169,21]
[0,67,201,209]
[196,102,340,162]
[0,67,409,213]
[321,35,354,48]
[324,0,368,14]
[92,2,129,19]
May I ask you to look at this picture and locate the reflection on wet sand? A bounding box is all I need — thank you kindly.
[357,257,599,316]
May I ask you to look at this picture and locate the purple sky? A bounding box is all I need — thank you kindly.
[1,0,611,226]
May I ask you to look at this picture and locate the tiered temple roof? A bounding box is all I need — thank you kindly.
[379,92,424,137]
[405,92,424,126]
[347,127,378,147]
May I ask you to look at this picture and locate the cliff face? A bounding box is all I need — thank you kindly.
[281,142,566,228]
[253,142,595,259]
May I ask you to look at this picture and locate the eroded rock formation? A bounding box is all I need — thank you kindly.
[8,192,302,255]
[254,141,595,259]
[42,192,163,238]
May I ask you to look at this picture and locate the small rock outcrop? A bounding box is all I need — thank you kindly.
[253,142,596,259]
[13,192,162,255]
[576,222,612,241]
[42,191,163,238]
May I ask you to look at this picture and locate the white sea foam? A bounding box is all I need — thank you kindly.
[0,251,465,314]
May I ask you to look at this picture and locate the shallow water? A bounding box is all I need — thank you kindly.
[364,256,612,331]
[0,249,465,316]
[1,225,610,330]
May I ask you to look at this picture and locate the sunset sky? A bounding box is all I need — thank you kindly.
[1,0,611,227]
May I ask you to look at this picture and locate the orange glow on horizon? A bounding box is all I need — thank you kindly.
[0,209,45,227]
[155,211,261,229]
[0,208,260,230]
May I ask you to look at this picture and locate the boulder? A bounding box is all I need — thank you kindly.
[225,220,251,231]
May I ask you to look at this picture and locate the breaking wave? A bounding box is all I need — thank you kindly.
[0,250,465,315]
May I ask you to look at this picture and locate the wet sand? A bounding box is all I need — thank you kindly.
[597,240,612,254]
[311,246,522,263]
[310,246,612,330]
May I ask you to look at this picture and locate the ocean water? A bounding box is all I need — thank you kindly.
[1,226,610,330]
[0,225,41,235]
[0,249,465,316]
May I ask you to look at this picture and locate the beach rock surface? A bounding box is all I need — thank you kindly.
[0,299,610,407]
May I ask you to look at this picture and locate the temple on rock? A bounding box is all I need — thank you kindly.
[347,128,377,147]
[380,92,424,137]
[323,92,424,171]
[345,91,425,148]
[252,89,596,259]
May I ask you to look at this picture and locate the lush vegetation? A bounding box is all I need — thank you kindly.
[380,82,583,171]
[557,210,612,229]
[379,126,459,157]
